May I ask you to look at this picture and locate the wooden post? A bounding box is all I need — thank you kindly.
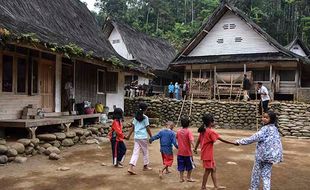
[213,66,216,99]
[244,64,246,74]
[176,95,186,128]
[209,68,212,100]
[229,74,233,101]
[269,65,273,101]
[190,64,193,96]
[198,68,201,97]
[55,54,62,112]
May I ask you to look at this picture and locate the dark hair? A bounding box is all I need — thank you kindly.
[266,110,277,126]
[180,116,190,128]
[258,82,263,85]
[113,108,123,121]
[135,102,148,122]
[244,74,247,77]
[198,113,214,133]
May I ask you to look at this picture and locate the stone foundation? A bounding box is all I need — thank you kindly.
[125,97,310,138]
[0,123,132,165]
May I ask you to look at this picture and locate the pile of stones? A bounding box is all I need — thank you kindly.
[0,123,111,165]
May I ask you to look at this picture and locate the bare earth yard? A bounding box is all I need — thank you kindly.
[0,128,309,190]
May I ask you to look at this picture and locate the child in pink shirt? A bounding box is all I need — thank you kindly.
[176,116,195,182]
[194,113,237,190]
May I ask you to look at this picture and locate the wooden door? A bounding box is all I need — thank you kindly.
[40,61,55,112]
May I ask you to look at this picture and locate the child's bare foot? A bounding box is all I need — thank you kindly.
[127,169,137,175]
[158,170,163,179]
[114,164,123,168]
[143,166,152,171]
[187,178,196,182]
[201,187,207,190]
[179,179,185,183]
[165,170,172,174]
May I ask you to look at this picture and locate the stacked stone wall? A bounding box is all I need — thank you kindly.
[125,97,310,138]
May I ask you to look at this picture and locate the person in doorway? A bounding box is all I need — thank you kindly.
[168,82,174,98]
[257,82,270,114]
[126,102,153,175]
[64,78,75,114]
[175,82,180,100]
[243,74,251,101]
[235,111,283,190]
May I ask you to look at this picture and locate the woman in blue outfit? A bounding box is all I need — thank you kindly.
[236,110,283,190]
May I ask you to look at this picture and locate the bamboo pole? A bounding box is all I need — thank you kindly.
[255,90,259,131]
[229,74,233,102]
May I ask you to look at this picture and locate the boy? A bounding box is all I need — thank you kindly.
[149,121,178,178]
[176,116,195,182]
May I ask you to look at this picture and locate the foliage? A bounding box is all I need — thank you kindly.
[94,0,310,50]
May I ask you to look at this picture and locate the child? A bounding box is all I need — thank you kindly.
[235,110,283,190]
[176,116,195,182]
[127,102,153,175]
[108,108,127,168]
[194,113,237,190]
[149,121,178,179]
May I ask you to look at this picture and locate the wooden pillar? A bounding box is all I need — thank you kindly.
[269,64,273,101]
[55,54,62,112]
[209,67,212,100]
[198,68,202,95]
[244,64,246,74]
[213,66,216,99]
[190,64,193,95]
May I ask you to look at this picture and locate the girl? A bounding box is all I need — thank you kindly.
[236,110,283,190]
[194,114,236,190]
[108,108,127,168]
[127,102,153,175]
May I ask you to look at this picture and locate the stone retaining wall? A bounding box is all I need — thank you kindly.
[0,123,131,165]
[125,97,310,138]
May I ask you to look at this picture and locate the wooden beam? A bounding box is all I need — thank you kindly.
[269,64,273,101]
[0,51,2,93]
[244,64,246,74]
[214,66,216,99]
[55,54,62,112]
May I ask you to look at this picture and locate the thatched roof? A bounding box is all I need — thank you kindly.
[0,0,148,74]
[285,37,310,58]
[171,2,309,66]
[103,18,176,70]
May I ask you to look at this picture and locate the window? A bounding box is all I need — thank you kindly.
[41,52,56,61]
[230,24,236,29]
[235,37,243,42]
[293,46,299,50]
[97,70,118,93]
[253,70,270,81]
[106,72,118,92]
[217,38,224,44]
[112,39,120,44]
[97,70,106,94]
[29,59,39,95]
[223,24,229,30]
[2,55,13,92]
[17,58,27,93]
[279,70,295,81]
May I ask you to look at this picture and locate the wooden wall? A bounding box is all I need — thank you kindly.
[75,61,106,106]
[0,95,40,120]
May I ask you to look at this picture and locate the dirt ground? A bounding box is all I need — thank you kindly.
[0,128,309,190]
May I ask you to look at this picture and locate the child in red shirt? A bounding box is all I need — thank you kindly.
[176,116,196,182]
[194,114,237,190]
[108,108,127,168]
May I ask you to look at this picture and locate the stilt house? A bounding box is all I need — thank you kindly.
[0,0,148,120]
[103,18,177,94]
[170,2,310,101]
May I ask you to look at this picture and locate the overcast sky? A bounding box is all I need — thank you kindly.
[82,0,99,12]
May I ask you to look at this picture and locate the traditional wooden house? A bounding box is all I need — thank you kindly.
[103,18,178,94]
[170,2,310,100]
[0,0,148,121]
[286,38,310,58]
